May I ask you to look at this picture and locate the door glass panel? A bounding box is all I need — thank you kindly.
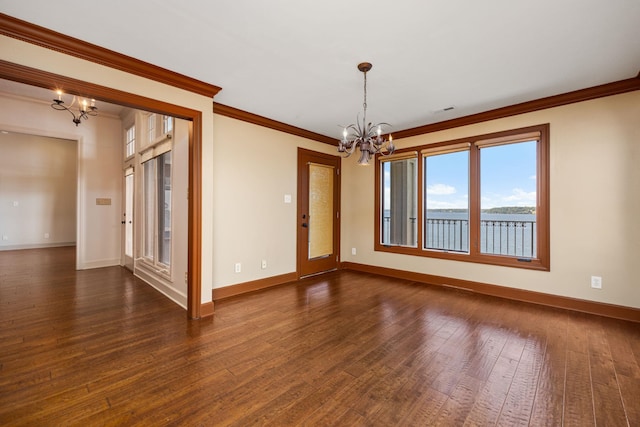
[125,173,134,258]
[143,160,155,259]
[308,163,333,260]
[157,151,172,266]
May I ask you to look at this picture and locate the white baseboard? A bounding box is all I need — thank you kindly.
[78,258,121,269]
[0,242,76,251]
[135,267,188,310]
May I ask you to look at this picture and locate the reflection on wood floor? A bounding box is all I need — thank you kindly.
[1,246,639,425]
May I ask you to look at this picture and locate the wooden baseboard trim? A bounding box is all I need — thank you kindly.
[199,301,214,319]
[341,262,640,323]
[212,272,298,301]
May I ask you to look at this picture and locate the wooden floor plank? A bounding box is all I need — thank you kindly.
[1,247,639,425]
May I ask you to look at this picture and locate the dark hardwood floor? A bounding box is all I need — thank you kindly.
[1,247,639,426]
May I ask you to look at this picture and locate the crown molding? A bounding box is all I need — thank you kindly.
[2,13,637,144]
[0,13,221,98]
[393,75,640,140]
[214,71,639,144]
[0,59,199,120]
[213,103,336,145]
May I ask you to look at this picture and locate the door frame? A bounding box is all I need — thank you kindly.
[296,148,341,278]
[0,60,205,319]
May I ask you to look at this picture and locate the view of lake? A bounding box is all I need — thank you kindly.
[383,210,537,257]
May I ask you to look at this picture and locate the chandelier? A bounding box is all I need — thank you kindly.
[51,90,98,126]
[338,62,395,165]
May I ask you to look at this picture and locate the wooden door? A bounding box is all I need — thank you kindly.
[297,148,341,277]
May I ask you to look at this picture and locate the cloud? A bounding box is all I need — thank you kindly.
[481,188,536,209]
[427,183,456,195]
[504,188,536,204]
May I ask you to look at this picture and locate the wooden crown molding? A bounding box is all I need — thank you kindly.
[0,59,199,120]
[215,71,639,144]
[0,13,221,98]
[213,102,336,145]
[393,75,640,140]
[3,12,637,144]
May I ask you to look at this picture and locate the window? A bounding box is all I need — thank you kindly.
[162,115,173,134]
[380,155,418,247]
[145,113,173,145]
[142,151,172,270]
[375,124,549,270]
[147,113,156,142]
[424,144,469,253]
[125,125,135,159]
[140,113,174,272]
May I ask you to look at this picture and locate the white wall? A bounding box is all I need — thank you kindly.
[0,132,76,249]
[0,92,123,269]
[211,114,334,288]
[341,90,640,309]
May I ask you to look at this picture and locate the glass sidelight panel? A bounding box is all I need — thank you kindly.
[381,157,418,247]
[308,163,334,259]
[125,172,134,258]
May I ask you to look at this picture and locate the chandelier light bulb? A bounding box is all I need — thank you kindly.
[51,89,98,126]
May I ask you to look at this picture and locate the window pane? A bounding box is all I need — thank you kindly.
[125,173,134,257]
[126,125,135,158]
[143,161,155,260]
[424,150,469,252]
[157,151,172,266]
[147,113,156,142]
[381,158,418,247]
[162,116,173,134]
[480,141,537,257]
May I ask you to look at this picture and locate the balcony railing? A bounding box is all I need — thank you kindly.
[383,217,537,258]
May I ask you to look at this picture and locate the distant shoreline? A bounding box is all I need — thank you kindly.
[427,206,536,215]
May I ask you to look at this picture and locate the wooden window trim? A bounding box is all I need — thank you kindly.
[375,124,550,271]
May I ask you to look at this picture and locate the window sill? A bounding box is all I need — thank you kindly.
[374,244,549,271]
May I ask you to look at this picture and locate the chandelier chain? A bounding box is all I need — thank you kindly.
[362,71,368,124]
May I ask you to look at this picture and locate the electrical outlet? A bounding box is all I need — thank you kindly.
[234,263,241,273]
[44,233,50,239]
[591,276,602,289]
[2,235,8,241]
[184,272,188,284]
[261,260,267,269]
[351,247,357,255]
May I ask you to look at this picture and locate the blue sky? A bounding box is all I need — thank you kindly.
[425,141,537,210]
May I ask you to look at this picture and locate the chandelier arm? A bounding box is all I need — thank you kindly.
[52,102,81,122]
[51,93,98,126]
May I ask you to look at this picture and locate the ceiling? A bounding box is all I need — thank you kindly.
[1,1,639,139]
